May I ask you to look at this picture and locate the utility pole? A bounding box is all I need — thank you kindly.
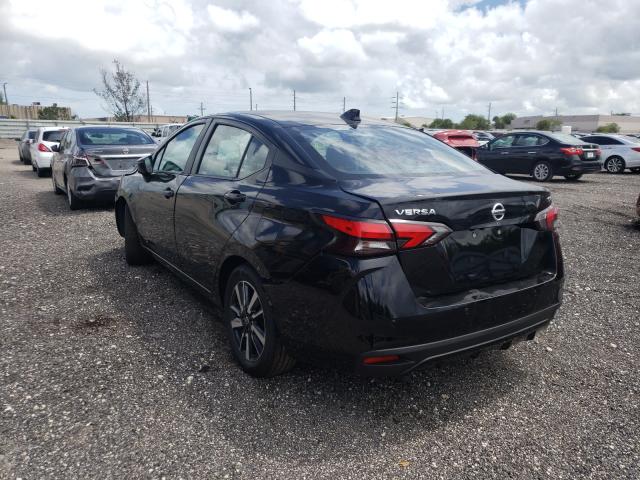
[249,88,253,111]
[441,107,445,120]
[255,104,257,111]
[199,102,205,117]
[2,83,8,105]
[487,101,492,127]
[393,91,399,121]
[343,96,346,113]
[146,81,151,122]
[293,89,296,111]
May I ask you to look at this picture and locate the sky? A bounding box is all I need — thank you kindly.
[1,0,639,121]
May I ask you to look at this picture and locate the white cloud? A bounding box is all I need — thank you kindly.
[207,4,259,32]
[298,29,367,65]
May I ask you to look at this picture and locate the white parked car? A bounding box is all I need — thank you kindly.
[29,127,68,177]
[151,123,182,143]
[580,134,640,174]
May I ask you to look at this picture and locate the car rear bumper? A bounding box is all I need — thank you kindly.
[265,242,564,375]
[68,167,120,202]
[33,151,53,168]
[355,304,556,376]
[559,160,602,174]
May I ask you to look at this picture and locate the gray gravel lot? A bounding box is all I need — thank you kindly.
[1,138,639,479]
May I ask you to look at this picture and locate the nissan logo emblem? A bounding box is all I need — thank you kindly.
[122,147,129,154]
[491,203,506,221]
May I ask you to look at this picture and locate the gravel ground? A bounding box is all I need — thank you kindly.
[1,138,639,479]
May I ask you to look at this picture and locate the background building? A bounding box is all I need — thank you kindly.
[0,102,72,120]
[511,114,640,133]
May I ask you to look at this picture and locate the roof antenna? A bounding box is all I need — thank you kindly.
[340,108,361,128]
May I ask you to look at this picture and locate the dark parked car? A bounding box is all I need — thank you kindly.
[51,126,157,209]
[477,131,602,181]
[14,130,36,164]
[115,111,564,377]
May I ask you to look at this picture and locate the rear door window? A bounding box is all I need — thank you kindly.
[43,130,65,142]
[198,125,252,177]
[237,138,269,178]
[491,135,516,149]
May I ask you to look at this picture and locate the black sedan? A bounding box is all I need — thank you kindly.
[477,131,602,181]
[51,126,157,209]
[115,111,564,377]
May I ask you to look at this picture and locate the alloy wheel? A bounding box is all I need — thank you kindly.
[534,163,549,181]
[229,280,266,361]
[606,158,623,173]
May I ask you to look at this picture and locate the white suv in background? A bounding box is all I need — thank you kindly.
[581,134,640,174]
[29,127,68,177]
[152,123,182,143]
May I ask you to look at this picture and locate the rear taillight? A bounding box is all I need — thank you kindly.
[37,143,51,152]
[559,147,583,156]
[321,214,452,256]
[390,220,452,248]
[534,205,559,231]
[631,147,640,153]
[70,151,103,168]
[362,355,400,365]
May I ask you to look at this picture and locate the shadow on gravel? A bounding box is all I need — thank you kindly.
[83,247,526,461]
[33,190,114,216]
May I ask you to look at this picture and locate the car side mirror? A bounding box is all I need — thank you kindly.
[137,155,154,176]
[51,144,59,152]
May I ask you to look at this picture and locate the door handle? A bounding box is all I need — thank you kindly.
[163,188,175,198]
[224,190,246,204]
[501,152,510,155]
[527,151,536,154]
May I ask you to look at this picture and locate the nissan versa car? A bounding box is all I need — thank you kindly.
[115,111,564,377]
[29,127,68,177]
[51,126,157,209]
[477,131,602,181]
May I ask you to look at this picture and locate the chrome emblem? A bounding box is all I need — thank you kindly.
[122,147,129,154]
[491,203,506,221]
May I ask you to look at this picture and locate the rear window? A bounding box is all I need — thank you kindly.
[28,131,36,140]
[77,128,154,146]
[547,133,586,145]
[43,130,65,142]
[289,125,486,177]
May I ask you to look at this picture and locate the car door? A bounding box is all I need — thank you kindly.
[510,133,549,174]
[134,121,208,266]
[174,121,273,290]
[51,130,67,186]
[479,134,516,173]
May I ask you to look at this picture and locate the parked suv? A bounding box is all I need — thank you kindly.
[29,127,67,177]
[115,111,564,377]
[477,131,601,181]
[51,126,157,209]
[579,134,640,174]
[152,123,182,143]
[15,129,36,165]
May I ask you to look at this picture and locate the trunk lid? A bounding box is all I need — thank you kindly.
[340,174,557,297]
[84,145,157,177]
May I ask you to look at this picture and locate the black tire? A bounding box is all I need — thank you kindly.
[630,167,640,174]
[532,161,553,182]
[36,165,48,178]
[51,173,64,194]
[31,163,36,171]
[564,173,583,181]
[23,156,31,165]
[124,205,152,265]
[66,182,83,210]
[604,156,625,174]
[224,265,295,377]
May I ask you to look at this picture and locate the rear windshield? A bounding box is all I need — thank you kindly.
[547,132,586,145]
[28,131,36,140]
[77,128,154,146]
[289,125,486,177]
[43,130,65,142]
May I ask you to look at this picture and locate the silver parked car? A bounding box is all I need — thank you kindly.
[14,130,36,164]
[580,134,640,173]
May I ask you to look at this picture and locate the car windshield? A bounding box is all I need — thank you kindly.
[547,132,586,145]
[289,125,486,177]
[43,130,65,142]
[77,128,154,145]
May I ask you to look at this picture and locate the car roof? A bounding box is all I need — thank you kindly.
[74,125,145,131]
[209,111,397,129]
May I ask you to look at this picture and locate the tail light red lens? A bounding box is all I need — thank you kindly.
[321,214,452,256]
[560,147,583,156]
[631,147,640,153]
[37,143,51,152]
[534,205,559,231]
[362,355,400,365]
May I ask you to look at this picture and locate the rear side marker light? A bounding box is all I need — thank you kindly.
[363,355,400,365]
[37,143,51,152]
[632,147,640,153]
[534,205,559,231]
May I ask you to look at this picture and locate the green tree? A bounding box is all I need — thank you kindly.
[428,118,455,129]
[535,119,562,131]
[492,113,517,129]
[93,59,145,122]
[596,123,620,133]
[38,103,70,120]
[458,114,490,130]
